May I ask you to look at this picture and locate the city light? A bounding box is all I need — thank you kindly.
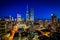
[0,0,60,40]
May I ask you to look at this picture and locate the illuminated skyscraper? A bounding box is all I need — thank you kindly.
[17,13,21,22]
[15,18,17,21]
[9,15,11,21]
[12,17,14,21]
[17,13,22,28]
[51,14,57,23]
[51,14,58,32]
[26,13,29,21]
[29,8,34,21]
[51,14,57,26]
[26,4,29,21]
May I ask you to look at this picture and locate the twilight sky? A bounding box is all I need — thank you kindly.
[0,0,60,19]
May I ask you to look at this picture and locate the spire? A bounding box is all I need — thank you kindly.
[26,4,29,13]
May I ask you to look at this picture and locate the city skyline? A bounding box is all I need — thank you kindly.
[0,0,60,19]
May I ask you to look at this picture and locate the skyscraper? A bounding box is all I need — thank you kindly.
[51,14,57,26]
[9,15,11,21]
[17,13,21,22]
[29,8,34,21]
[12,17,14,21]
[51,14,58,32]
[51,14,57,23]
[26,4,30,21]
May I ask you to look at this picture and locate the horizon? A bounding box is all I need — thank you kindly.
[0,0,60,19]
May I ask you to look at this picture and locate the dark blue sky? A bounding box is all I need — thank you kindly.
[0,0,60,19]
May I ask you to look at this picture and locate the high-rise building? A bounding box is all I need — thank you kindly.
[29,8,34,21]
[51,14,57,22]
[0,18,6,35]
[26,4,30,21]
[51,14,58,32]
[57,19,60,27]
[9,15,11,21]
[26,13,29,21]
[17,13,22,28]
[12,17,14,21]
[43,20,50,28]
[17,13,21,22]
[51,14,57,26]
[15,18,17,21]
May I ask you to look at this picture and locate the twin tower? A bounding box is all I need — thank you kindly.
[26,5,34,21]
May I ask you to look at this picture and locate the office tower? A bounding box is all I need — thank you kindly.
[26,4,30,21]
[9,15,11,21]
[51,14,58,26]
[57,19,60,27]
[51,14,58,32]
[17,13,21,22]
[28,8,34,39]
[44,20,49,27]
[15,18,17,21]
[38,19,43,27]
[57,19,60,33]
[12,17,14,21]
[0,18,6,35]
[51,14,57,23]
[29,8,34,21]
[17,13,22,28]
[26,13,29,21]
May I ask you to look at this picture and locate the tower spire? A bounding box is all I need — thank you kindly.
[26,4,29,21]
[26,4,28,13]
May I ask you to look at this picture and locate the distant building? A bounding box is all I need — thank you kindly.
[51,14,57,26]
[57,19,60,27]
[17,13,22,22]
[15,18,17,21]
[29,8,34,21]
[0,18,6,35]
[51,14,57,23]
[26,13,29,21]
[9,15,12,21]
[44,20,49,27]
[26,5,30,21]
[51,14,58,32]
[12,17,14,21]
[26,4,34,22]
